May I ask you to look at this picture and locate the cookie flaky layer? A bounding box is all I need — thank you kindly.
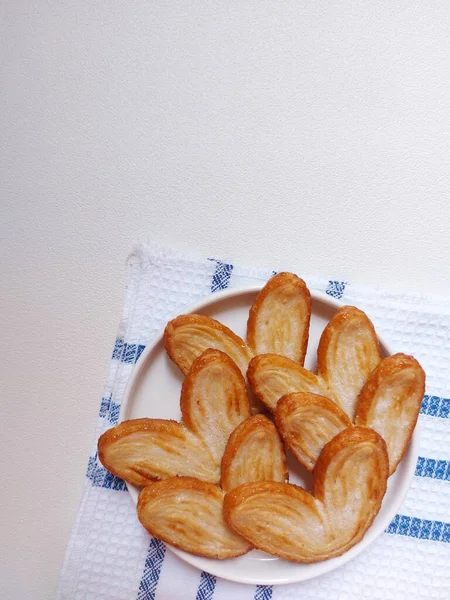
[221,414,288,492]
[224,426,389,563]
[247,353,330,412]
[164,314,253,377]
[317,306,382,420]
[355,353,425,474]
[275,392,352,471]
[98,349,251,485]
[181,349,251,464]
[138,477,252,559]
[247,272,311,365]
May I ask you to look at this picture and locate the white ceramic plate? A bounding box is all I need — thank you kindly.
[120,286,419,585]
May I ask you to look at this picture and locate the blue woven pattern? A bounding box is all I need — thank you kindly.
[86,453,127,491]
[386,514,450,543]
[415,457,450,480]
[99,394,120,425]
[137,538,166,600]
[112,340,146,364]
[421,395,450,419]
[326,280,347,299]
[195,572,217,600]
[209,259,234,292]
[254,584,273,600]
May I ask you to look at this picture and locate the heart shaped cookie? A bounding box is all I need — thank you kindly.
[97,418,218,486]
[221,414,288,492]
[224,426,389,562]
[274,354,424,476]
[137,414,289,559]
[137,477,252,559]
[248,306,382,421]
[247,272,311,364]
[98,349,251,485]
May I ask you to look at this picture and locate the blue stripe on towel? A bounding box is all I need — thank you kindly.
[209,259,234,292]
[137,537,166,600]
[386,514,450,543]
[326,280,347,299]
[415,456,450,481]
[112,340,146,364]
[86,453,127,491]
[420,395,450,419]
[99,394,120,425]
[254,585,273,600]
[196,572,217,600]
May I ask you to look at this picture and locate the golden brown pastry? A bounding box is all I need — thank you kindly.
[98,419,219,486]
[355,353,425,475]
[275,392,352,471]
[247,353,330,412]
[247,272,311,365]
[317,306,382,420]
[164,314,253,377]
[180,349,251,463]
[137,477,252,559]
[224,426,389,563]
[221,414,288,492]
[136,414,290,559]
[98,349,251,486]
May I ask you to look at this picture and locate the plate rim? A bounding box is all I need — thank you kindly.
[118,285,419,585]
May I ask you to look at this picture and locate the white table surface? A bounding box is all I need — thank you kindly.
[2,2,450,598]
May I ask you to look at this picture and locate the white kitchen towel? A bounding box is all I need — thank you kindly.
[57,243,450,600]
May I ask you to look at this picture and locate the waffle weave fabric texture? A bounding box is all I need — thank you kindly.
[57,243,450,600]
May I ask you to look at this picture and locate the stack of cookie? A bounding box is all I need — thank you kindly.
[98,273,425,563]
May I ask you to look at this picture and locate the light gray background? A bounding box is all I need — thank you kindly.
[2,2,450,598]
